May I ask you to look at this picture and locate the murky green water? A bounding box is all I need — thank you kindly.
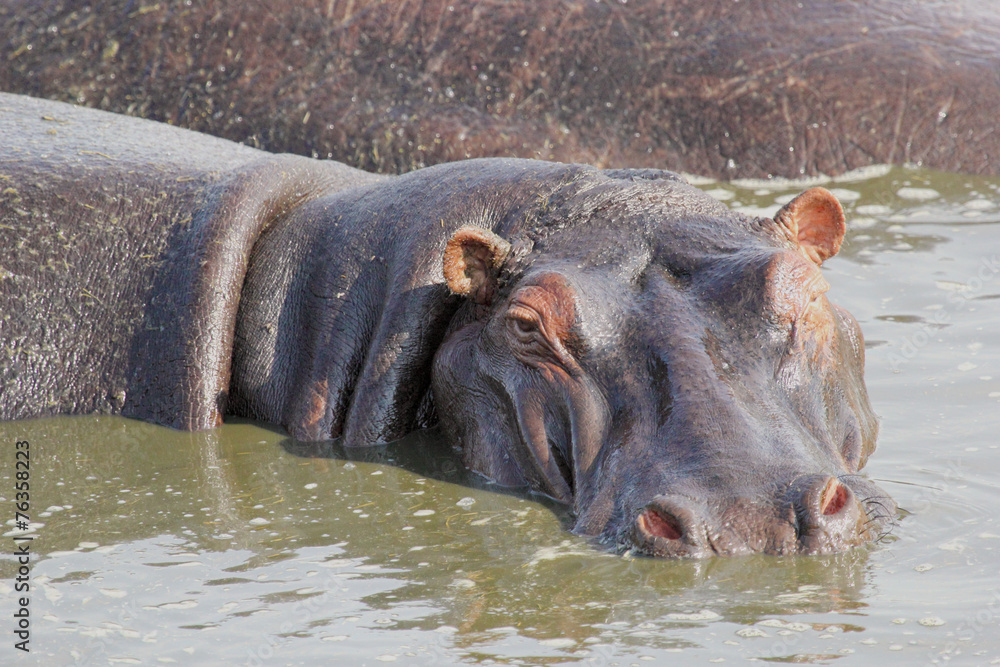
[2,166,999,665]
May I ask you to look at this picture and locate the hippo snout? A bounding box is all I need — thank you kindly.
[630,476,878,558]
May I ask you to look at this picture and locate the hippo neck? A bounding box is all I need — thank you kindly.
[227,159,599,443]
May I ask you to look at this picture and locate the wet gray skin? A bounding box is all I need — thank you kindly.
[1,94,894,557]
[430,174,894,557]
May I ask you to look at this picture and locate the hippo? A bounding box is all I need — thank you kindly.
[1,0,997,179]
[0,93,894,557]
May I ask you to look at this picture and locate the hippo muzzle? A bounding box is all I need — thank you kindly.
[631,473,890,558]
[432,176,895,558]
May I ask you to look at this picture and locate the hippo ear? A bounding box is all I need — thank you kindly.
[774,187,846,265]
[443,226,512,305]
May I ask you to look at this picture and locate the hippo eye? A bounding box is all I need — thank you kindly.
[504,280,579,367]
[513,318,536,334]
[507,307,541,342]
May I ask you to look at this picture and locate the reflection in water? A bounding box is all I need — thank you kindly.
[0,415,879,664]
[2,165,999,664]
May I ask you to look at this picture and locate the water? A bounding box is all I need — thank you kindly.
[2,165,999,665]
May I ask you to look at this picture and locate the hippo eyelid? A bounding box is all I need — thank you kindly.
[507,304,542,337]
[506,301,579,369]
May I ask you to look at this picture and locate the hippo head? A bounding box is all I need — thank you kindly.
[431,169,894,557]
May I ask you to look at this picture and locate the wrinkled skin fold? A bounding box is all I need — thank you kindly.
[0,94,895,557]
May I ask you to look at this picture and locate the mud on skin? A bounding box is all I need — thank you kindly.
[0,94,895,557]
[1,0,998,179]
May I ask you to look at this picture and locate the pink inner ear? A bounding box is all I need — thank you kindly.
[776,187,846,265]
[442,226,511,304]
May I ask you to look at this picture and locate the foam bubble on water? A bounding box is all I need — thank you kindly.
[936,280,970,293]
[758,619,810,632]
[828,188,861,202]
[42,584,63,603]
[539,638,576,648]
[856,204,893,216]
[897,187,940,201]
[938,539,966,553]
[964,198,996,210]
[919,617,946,627]
[704,188,735,201]
[525,540,595,567]
[832,164,893,182]
[849,216,878,229]
[669,610,721,621]
[736,627,768,638]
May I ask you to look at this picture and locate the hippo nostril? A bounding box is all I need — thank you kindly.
[794,475,863,554]
[820,477,849,516]
[638,508,683,540]
[631,497,709,557]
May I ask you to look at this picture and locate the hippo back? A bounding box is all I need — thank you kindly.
[0,93,381,428]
